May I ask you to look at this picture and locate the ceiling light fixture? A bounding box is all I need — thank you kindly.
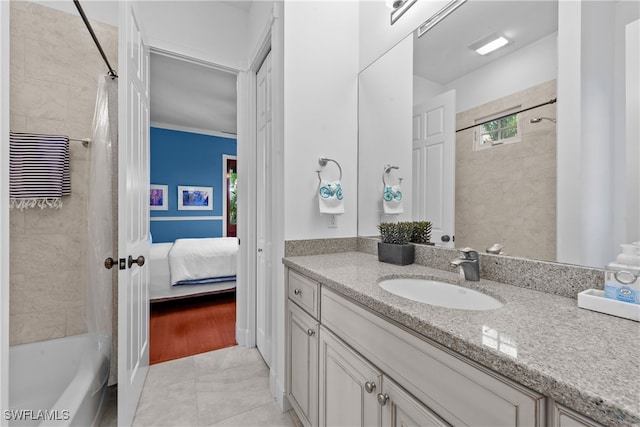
[469,33,511,55]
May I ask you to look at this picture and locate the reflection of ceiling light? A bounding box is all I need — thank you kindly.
[469,33,510,56]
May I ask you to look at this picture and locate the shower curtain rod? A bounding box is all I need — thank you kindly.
[456,98,557,133]
[73,0,118,79]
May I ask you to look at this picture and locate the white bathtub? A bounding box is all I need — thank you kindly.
[8,334,111,427]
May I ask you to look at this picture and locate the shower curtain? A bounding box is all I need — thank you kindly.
[87,75,118,386]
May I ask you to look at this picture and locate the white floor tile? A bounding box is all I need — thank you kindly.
[100,345,298,427]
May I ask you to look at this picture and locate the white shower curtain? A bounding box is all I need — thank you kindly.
[87,75,118,385]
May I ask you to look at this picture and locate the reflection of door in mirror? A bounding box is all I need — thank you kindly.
[412,90,455,248]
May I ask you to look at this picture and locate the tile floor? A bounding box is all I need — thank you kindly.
[100,346,302,427]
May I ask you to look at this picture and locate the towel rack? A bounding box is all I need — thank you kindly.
[316,156,342,183]
[382,164,402,187]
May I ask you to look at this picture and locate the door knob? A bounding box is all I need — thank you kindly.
[441,235,451,242]
[104,257,117,270]
[306,329,315,337]
[294,289,302,296]
[128,255,145,268]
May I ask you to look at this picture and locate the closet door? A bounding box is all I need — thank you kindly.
[118,2,150,426]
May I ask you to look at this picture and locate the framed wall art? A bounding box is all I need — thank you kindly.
[178,185,213,210]
[150,184,169,210]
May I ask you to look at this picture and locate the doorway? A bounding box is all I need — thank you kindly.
[148,50,240,364]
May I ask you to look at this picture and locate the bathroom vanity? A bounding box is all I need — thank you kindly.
[283,251,639,427]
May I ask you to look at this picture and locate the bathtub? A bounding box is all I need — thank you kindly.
[8,334,110,427]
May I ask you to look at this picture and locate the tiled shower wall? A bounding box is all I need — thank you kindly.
[9,1,118,345]
[455,80,557,262]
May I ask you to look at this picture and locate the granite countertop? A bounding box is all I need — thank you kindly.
[282,252,640,427]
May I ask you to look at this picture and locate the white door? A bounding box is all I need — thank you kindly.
[117,2,150,425]
[256,51,272,365]
[412,90,456,248]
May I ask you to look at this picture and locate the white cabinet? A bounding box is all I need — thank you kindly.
[285,268,547,427]
[551,402,604,427]
[320,287,546,426]
[287,300,319,427]
[379,376,450,427]
[318,327,381,427]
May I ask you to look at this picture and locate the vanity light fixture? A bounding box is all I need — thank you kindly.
[390,0,417,24]
[469,33,511,56]
[417,0,467,37]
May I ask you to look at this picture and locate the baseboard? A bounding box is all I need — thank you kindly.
[236,325,249,347]
[270,369,291,412]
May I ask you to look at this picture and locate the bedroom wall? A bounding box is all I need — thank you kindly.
[150,126,237,243]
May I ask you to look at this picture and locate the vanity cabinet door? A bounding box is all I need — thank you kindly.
[287,301,319,427]
[319,327,381,427]
[379,376,451,427]
[552,402,605,427]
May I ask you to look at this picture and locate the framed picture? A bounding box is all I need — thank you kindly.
[150,184,168,210]
[178,185,213,210]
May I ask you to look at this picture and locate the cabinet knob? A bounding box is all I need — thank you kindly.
[307,329,315,336]
[377,393,389,406]
[364,382,376,393]
[294,289,302,296]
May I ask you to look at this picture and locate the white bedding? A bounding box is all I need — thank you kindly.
[169,237,238,285]
[149,237,238,301]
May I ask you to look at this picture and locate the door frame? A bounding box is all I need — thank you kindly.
[236,3,287,408]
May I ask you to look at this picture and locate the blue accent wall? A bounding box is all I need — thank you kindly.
[150,127,236,243]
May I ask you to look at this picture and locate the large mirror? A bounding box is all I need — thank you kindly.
[358,0,640,267]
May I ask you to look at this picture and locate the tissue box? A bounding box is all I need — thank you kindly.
[604,264,640,304]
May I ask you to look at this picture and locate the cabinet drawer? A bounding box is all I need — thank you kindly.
[321,288,545,427]
[288,269,320,319]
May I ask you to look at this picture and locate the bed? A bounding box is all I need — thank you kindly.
[149,237,238,302]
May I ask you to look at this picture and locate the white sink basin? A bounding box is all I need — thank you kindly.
[379,278,503,310]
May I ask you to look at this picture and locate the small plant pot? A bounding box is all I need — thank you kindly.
[378,242,415,266]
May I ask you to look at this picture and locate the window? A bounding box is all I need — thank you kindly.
[474,107,521,150]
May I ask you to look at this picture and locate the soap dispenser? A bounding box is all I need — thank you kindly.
[604,242,640,304]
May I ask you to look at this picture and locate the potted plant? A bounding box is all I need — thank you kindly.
[377,221,415,265]
[411,221,434,245]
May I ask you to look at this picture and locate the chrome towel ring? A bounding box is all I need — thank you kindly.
[316,156,343,183]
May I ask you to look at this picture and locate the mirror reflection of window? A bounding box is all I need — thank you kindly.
[475,109,521,150]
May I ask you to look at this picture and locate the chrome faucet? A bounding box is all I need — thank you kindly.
[450,248,480,281]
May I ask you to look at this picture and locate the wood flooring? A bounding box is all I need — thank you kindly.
[149,291,237,364]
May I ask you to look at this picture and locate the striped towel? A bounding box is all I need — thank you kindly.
[9,132,71,210]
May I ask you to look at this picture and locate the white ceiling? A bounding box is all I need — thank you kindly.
[150,52,238,136]
[414,0,558,84]
[149,0,557,136]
